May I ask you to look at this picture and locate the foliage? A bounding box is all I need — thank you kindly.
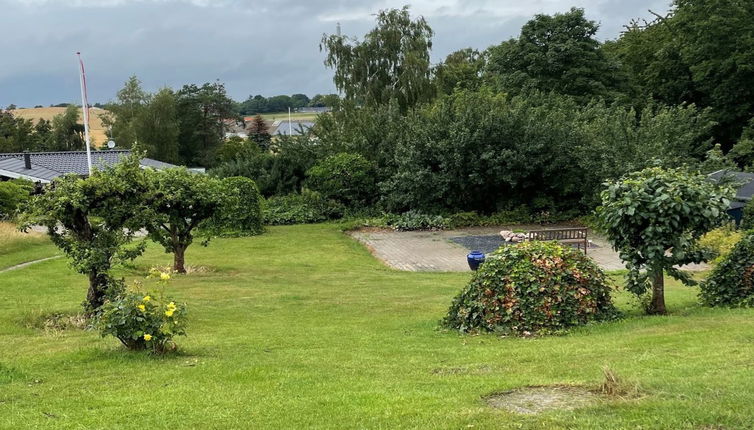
[133,88,180,163]
[442,241,618,335]
[485,8,625,103]
[247,114,271,150]
[700,230,754,307]
[18,153,150,311]
[597,167,732,314]
[743,198,754,230]
[238,94,312,115]
[96,268,187,353]
[144,168,225,273]
[382,210,448,231]
[208,176,264,237]
[0,178,33,219]
[321,6,434,112]
[306,152,376,207]
[698,225,743,266]
[102,75,148,149]
[263,190,343,225]
[433,48,484,96]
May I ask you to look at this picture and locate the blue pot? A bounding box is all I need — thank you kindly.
[467,250,486,271]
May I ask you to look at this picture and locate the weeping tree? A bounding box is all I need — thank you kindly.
[145,168,224,273]
[598,167,732,314]
[20,154,150,311]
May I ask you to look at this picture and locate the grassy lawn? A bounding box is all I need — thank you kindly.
[0,222,58,270]
[1,224,752,429]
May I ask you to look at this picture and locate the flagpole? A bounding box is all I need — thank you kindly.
[288,107,292,135]
[77,52,93,175]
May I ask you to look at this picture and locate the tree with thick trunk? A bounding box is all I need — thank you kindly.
[598,167,733,315]
[20,154,148,312]
[145,168,224,274]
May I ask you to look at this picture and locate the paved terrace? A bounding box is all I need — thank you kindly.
[349,225,709,272]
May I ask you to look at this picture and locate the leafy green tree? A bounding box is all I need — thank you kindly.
[290,94,311,108]
[485,8,624,103]
[598,167,732,314]
[0,179,32,219]
[50,105,85,151]
[321,6,434,111]
[728,118,754,170]
[144,168,224,273]
[247,114,271,150]
[19,155,150,311]
[207,176,264,237]
[0,110,34,152]
[133,88,180,163]
[175,82,237,167]
[433,48,484,96]
[308,94,339,108]
[103,75,148,149]
[306,153,376,207]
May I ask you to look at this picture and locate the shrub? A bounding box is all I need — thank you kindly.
[698,225,743,266]
[700,231,754,307]
[384,210,448,231]
[96,269,187,353]
[209,176,264,236]
[264,190,344,225]
[0,179,33,219]
[742,199,754,230]
[306,152,376,207]
[442,241,618,335]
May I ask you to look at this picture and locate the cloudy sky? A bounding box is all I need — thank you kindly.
[0,0,671,107]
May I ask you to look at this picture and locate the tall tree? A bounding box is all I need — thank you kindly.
[133,88,180,163]
[433,48,484,96]
[247,114,271,151]
[103,76,148,148]
[321,6,434,111]
[485,8,624,103]
[50,105,85,151]
[175,82,236,167]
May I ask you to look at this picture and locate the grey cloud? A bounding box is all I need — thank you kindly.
[0,0,668,107]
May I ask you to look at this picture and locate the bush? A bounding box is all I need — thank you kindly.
[742,199,754,230]
[264,190,344,225]
[384,210,448,231]
[96,269,187,353]
[0,179,33,219]
[306,152,376,207]
[442,241,618,335]
[698,225,743,266]
[209,176,264,236]
[700,231,754,307]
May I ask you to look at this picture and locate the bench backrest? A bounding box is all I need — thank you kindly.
[528,228,587,241]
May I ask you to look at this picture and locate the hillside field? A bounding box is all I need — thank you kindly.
[11,107,110,148]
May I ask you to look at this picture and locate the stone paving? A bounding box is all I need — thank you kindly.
[350,225,709,272]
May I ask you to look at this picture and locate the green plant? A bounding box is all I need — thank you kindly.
[384,210,448,231]
[598,167,732,314]
[96,268,187,353]
[145,167,225,273]
[264,190,344,225]
[442,241,618,335]
[700,230,754,307]
[306,152,377,207]
[698,225,743,266]
[0,179,33,220]
[742,199,754,230]
[208,176,264,237]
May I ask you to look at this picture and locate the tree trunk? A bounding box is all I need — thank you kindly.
[174,245,186,274]
[648,268,667,315]
[86,271,109,312]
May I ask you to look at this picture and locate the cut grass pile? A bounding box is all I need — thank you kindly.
[0,224,752,429]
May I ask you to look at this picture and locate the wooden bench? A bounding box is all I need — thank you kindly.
[527,228,589,254]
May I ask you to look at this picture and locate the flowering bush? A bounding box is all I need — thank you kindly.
[442,241,618,335]
[96,269,187,353]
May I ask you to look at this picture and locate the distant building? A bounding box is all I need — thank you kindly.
[0,150,175,183]
[296,107,331,114]
[708,169,754,225]
[272,120,315,136]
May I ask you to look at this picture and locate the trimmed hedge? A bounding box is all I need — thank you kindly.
[209,176,264,236]
[443,241,618,335]
[700,230,754,307]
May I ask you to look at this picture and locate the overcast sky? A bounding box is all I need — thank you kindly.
[0,0,671,107]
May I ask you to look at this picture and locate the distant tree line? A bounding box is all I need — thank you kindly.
[237,93,339,115]
[0,104,86,152]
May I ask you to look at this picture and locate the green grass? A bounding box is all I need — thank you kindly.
[1,224,753,429]
[0,222,58,270]
[257,111,319,121]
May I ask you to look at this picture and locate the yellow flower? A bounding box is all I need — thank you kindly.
[137,304,146,312]
[165,309,175,317]
[160,272,171,281]
[143,295,151,302]
[143,334,152,341]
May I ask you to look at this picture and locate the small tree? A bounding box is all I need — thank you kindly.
[20,155,149,311]
[247,115,271,151]
[598,167,732,314]
[306,152,376,207]
[145,168,224,273]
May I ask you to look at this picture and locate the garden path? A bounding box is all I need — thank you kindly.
[350,225,709,272]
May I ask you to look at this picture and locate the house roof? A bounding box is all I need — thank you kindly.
[0,150,175,183]
[708,169,754,202]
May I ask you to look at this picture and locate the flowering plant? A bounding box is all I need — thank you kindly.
[96,268,187,353]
